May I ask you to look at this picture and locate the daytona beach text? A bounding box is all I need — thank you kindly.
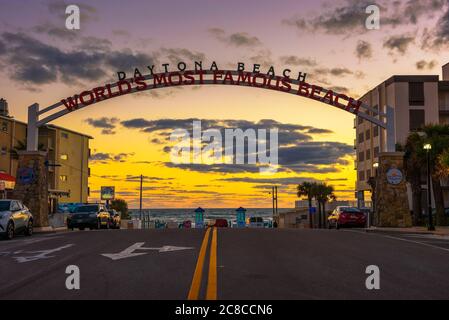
[60,61,362,114]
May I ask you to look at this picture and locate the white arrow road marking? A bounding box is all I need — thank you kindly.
[13,244,75,263]
[101,242,194,261]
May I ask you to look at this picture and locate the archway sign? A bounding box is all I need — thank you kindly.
[26,61,395,152]
[17,61,408,229]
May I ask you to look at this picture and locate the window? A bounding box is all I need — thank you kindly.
[61,132,69,139]
[374,126,379,137]
[366,169,372,179]
[10,201,20,211]
[358,151,365,162]
[366,149,371,160]
[374,146,380,158]
[409,109,425,131]
[59,175,68,182]
[358,132,364,143]
[60,154,68,160]
[359,171,365,181]
[409,82,424,106]
[1,146,6,155]
[1,121,8,133]
[372,105,379,116]
[365,129,371,140]
[88,167,91,177]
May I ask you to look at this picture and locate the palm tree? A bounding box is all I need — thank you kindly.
[436,149,449,178]
[422,125,449,226]
[315,183,336,228]
[403,124,449,226]
[297,182,318,228]
[400,133,425,225]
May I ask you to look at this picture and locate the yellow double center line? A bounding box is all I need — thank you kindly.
[187,227,218,300]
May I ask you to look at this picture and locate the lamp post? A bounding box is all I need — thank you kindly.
[369,162,379,228]
[423,143,435,231]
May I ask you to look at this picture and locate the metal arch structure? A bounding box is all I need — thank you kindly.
[26,69,395,151]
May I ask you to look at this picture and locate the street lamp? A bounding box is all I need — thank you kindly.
[423,143,435,231]
[369,162,380,228]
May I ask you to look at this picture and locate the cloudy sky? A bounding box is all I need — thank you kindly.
[0,0,448,208]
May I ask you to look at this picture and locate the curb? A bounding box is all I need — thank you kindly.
[364,228,449,236]
[34,226,69,234]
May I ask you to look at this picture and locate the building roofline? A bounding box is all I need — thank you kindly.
[0,115,93,139]
[384,75,440,86]
[43,124,93,139]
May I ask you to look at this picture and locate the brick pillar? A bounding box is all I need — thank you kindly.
[374,152,412,227]
[13,151,49,228]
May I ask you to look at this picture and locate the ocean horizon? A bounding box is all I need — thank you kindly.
[129,208,293,223]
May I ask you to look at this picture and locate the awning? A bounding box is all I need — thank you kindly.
[0,172,15,182]
[0,172,16,190]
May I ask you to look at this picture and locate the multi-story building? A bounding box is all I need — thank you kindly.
[355,62,449,208]
[0,99,92,209]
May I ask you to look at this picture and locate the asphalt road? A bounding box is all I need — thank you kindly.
[0,228,449,300]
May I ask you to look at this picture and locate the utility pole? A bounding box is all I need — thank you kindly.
[274,186,278,216]
[424,144,435,231]
[139,174,143,228]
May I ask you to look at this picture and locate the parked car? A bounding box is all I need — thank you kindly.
[67,204,110,230]
[248,217,264,228]
[328,206,366,229]
[214,219,228,228]
[0,200,33,240]
[108,209,121,229]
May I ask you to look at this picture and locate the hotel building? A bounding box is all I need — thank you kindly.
[355,62,449,208]
[0,98,91,208]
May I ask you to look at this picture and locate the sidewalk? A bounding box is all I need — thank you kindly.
[365,226,449,236]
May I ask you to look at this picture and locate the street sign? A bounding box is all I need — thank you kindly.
[101,186,115,200]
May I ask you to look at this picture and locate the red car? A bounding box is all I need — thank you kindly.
[328,206,366,229]
[214,219,228,228]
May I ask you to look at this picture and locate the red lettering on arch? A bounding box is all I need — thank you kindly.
[93,87,107,101]
[252,74,267,88]
[168,72,183,86]
[266,77,280,90]
[236,72,252,85]
[118,80,131,95]
[310,85,322,100]
[61,96,79,111]
[321,90,334,105]
[334,93,349,109]
[346,98,362,113]
[153,73,168,87]
[297,82,310,97]
[79,91,94,105]
[223,71,235,84]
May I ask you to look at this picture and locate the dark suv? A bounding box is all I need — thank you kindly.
[67,204,109,230]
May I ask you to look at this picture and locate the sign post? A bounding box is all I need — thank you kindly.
[101,186,115,208]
